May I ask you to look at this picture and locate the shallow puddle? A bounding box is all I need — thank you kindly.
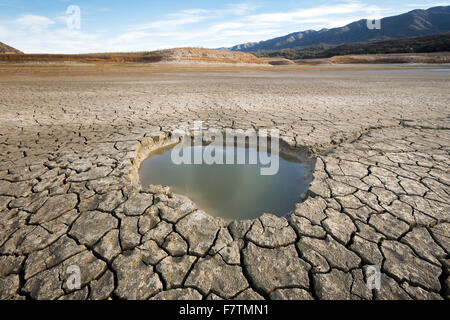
[140,138,314,220]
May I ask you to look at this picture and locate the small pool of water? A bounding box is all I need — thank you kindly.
[139,139,314,220]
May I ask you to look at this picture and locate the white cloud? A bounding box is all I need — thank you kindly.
[14,14,55,33]
[134,16,206,31]
[210,22,246,33]
[133,2,259,31]
[244,1,366,25]
[225,3,259,15]
[113,31,151,43]
[134,8,210,31]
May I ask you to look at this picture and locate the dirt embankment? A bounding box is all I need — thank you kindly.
[0,47,267,65]
[145,48,266,64]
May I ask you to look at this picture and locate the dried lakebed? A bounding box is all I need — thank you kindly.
[0,67,448,300]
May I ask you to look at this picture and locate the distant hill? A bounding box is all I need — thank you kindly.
[143,47,266,64]
[0,47,267,65]
[0,41,23,54]
[228,6,450,52]
[256,33,450,60]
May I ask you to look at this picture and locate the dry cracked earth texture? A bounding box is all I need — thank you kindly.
[0,67,449,300]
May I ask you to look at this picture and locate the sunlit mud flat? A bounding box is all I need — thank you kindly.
[140,137,315,220]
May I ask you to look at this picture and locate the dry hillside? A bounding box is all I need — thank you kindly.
[0,41,23,54]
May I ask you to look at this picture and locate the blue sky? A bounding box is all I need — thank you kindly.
[0,0,448,53]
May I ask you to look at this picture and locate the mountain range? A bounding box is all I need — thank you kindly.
[228,6,450,52]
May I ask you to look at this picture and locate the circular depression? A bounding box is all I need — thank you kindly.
[139,136,316,220]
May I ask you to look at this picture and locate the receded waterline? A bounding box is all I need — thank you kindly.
[139,136,315,220]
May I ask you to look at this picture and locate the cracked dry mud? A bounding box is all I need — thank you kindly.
[0,67,449,300]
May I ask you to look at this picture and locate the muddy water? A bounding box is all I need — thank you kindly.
[140,141,314,220]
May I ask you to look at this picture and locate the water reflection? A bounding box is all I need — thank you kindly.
[139,140,314,220]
